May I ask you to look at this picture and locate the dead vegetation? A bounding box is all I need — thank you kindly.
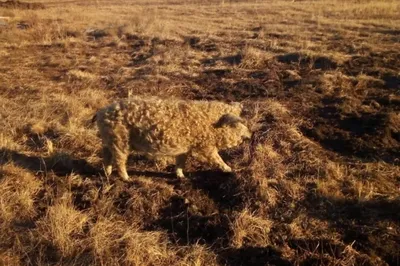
[0,0,399,265]
[0,0,44,10]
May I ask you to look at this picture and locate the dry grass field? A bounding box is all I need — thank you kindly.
[0,0,399,265]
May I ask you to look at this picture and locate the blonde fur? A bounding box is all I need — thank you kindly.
[93,96,251,180]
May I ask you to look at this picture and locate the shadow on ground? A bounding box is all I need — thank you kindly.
[152,171,248,246]
[303,189,400,265]
[0,148,98,176]
[188,171,248,210]
[218,246,291,266]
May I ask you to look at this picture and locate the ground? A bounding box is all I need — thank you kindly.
[0,0,399,265]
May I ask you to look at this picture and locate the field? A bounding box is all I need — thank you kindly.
[0,0,399,265]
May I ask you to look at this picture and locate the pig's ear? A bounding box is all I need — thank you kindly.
[214,114,244,128]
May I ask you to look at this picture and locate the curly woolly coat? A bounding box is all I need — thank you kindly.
[93,96,251,180]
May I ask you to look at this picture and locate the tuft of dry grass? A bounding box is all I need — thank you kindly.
[177,244,219,266]
[90,217,177,265]
[124,230,175,266]
[230,209,273,248]
[36,194,89,257]
[0,164,42,224]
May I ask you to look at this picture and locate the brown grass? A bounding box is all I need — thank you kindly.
[36,194,89,257]
[0,0,399,265]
